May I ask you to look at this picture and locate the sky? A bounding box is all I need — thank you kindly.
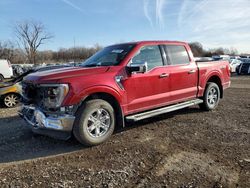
[0,0,250,53]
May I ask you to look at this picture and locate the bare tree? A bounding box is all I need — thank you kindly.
[15,21,53,64]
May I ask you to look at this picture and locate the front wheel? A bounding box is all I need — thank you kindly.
[199,82,220,111]
[3,93,20,108]
[73,99,115,146]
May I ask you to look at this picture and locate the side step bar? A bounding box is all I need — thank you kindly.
[126,99,203,122]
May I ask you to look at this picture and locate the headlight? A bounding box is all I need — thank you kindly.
[39,84,69,108]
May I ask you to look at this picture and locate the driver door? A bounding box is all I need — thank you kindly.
[123,45,171,114]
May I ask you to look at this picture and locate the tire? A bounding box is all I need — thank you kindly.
[0,75,4,82]
[199,82,220,111]
[73,99,115,146]
[3,93,20,108]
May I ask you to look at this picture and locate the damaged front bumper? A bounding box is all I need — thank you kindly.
[19,105,75,140]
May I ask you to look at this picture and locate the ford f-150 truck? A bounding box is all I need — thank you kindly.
[20,41,230,146]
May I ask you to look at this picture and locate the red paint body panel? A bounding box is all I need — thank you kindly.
[197,60,231,97]
[23,41,230,116]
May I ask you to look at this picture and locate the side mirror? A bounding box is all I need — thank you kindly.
[126,61,148,74]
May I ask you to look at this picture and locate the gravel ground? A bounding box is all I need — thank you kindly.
[0,76,249,188]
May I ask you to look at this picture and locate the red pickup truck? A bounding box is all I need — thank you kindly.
[20,41,230,146]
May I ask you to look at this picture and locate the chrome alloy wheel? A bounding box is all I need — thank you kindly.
[4,94,19,108]
[86,108,111,138]
[207,87,218,107]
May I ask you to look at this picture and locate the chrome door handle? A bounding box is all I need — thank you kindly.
[188,69,196,74]
[159,73,169,78]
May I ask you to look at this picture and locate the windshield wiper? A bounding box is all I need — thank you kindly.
[82,61,114,67]
[82,64,101,67]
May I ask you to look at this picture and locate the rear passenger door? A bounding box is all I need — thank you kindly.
[164,45,198,102]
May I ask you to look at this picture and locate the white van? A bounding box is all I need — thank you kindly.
[0,59,14,81]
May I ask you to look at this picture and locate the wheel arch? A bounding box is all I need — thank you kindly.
[77,92,124,130]
[206,75,223,98]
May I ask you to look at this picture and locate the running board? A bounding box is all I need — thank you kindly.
[126,99,203,122]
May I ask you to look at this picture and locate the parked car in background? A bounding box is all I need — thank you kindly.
[12,64,25,77]
[239,55,250,59]
[0,59,13,82]
[212,55,230,61]
[236,58,250,75]
[230,56,241,59]
[0,70,32,107]
[0,64,74,108]
[229,59,242,73]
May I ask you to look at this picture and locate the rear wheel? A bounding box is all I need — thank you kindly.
[73,99,115,146]
[3,93,20,108]
[199,82,220,111]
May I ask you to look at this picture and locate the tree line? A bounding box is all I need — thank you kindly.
[189,42,239,57]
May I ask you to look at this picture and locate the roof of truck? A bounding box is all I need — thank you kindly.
[108,40,188,47]
[136,40,187,45]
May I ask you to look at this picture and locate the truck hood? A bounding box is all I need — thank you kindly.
[23,66,110,84]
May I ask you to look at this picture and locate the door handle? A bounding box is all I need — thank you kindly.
[188,69,196,74]
[220,65,226,70]
[159,73,169,78]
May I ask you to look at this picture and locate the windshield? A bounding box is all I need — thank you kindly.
[80,44,135,67]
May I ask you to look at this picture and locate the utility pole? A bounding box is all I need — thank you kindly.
[73,37,75,63]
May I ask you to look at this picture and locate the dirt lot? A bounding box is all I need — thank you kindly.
[0,76,249,188]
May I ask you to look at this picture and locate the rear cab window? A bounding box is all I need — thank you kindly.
[164,45,190,65]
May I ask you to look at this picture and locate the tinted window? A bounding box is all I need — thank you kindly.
[131,45,163,70]
[165,45,190,65]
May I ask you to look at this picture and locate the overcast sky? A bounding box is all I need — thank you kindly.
[0,0,249,53]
